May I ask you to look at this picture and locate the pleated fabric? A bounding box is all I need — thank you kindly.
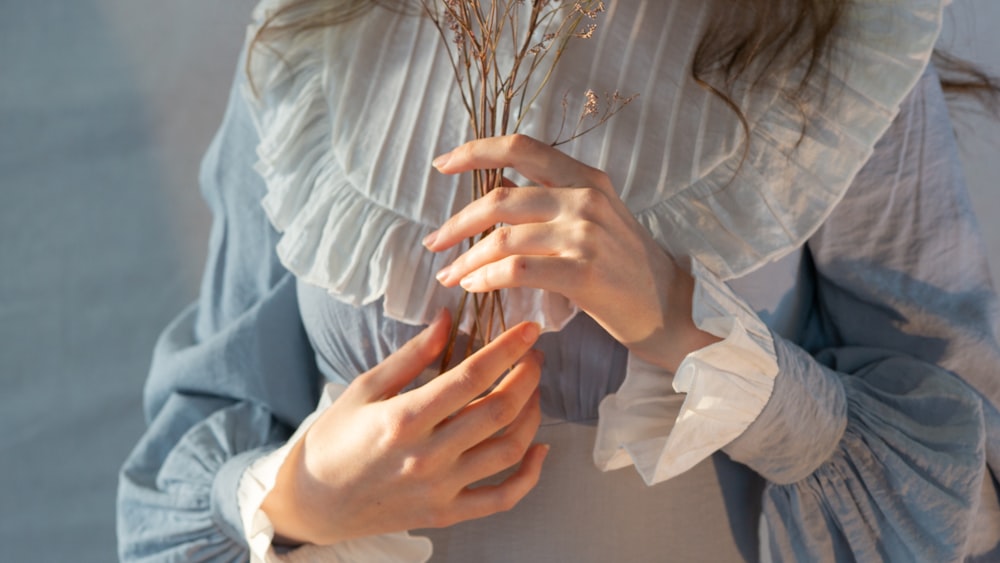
[243,0,945,332]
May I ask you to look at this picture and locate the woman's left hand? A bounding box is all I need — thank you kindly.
[423,134,718,372]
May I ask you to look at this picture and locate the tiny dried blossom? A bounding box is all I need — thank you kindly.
[528,32,559,55]
[552,89,638,147]
[584,89,599,116]
[574,1,606,19]
[441,2,465,49]
[574,24,596,39]
[420,0,631,362]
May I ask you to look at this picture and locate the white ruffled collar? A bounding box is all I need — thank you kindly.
[244,0,945,332]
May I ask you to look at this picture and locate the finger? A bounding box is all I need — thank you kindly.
[432,350,542,451]
[352,308,451,402]
[435,223,566,287]
[454,387,542,485]
[450,443,549,522]
[433,134,612,193]
[422,187,560,252]
[407,321,540,423]
[457,255,587,296]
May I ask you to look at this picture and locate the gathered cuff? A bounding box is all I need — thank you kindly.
[594,259,778,484]
[237,383,432,563]
[759,349,986,561]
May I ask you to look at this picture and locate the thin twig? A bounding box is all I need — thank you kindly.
[422,0,620,368]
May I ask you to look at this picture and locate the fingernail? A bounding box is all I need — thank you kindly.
[432,152,451,169]
[521,322,540,343]
[435,265,452,284]
[422,229,439,248]
[540,443,551,458]
[459,271,481,290]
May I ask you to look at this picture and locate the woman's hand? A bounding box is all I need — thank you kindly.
[262,311,548,546]
[424,134,719,372]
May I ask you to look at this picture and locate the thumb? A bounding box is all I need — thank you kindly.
[353,308,451,401]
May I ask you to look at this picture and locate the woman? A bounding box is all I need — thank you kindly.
[118,0,1000,560]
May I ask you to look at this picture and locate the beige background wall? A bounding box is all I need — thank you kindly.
[0,1,996,561]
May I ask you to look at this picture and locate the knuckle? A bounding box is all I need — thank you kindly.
[398,452,434,480]
[590,169,612,190]
[487,395,517,426]
[491,226,513,251]
[496,439,525,468]
[506,255,529,281]
[577,187,606,211]
[347,372,375,397]
[378,408,415,446]
[377,415,404,446]
[394,405,421,431]
[456,142,474,162]
[489,186,514,205]
[492,487,521,513]
[506,133,533,153]
[574,220,602,246]
[452,363,484,397]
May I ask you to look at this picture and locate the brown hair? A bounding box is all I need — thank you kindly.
[249,0,999,136]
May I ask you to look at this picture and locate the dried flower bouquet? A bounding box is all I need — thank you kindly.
[420,0,633,369]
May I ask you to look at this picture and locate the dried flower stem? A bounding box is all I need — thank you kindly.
[422,0,633,371]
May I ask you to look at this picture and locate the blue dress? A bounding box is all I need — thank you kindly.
[117,9,1000,562]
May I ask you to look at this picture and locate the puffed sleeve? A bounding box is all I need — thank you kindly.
[116,59,321,561]
[597,64,1000,560]
[721,66,1000,560]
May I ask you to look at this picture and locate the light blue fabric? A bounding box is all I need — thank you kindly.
[116,63,321,562]
[117,62,1000,561]
[722,68,1000,561]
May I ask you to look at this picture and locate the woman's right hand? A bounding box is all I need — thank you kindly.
[261,310,548,546]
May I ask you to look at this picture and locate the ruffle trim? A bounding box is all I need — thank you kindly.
[593,259,779,484]
[242,0,576,332]
[238,383,433,562]
[244,0,944,332]
[637,0,945,280]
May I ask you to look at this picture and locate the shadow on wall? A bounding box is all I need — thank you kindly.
[0,2,243,562]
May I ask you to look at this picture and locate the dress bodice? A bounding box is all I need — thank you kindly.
[298,248,811,422]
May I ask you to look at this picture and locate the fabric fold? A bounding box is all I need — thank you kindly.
[643,0,945,280]
[242,0,578,334]
[118,397,284,561]
[761,348,986,561]
[242,0,945,336]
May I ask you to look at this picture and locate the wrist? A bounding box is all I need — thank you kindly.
[649,262,721,372]
[260,437,320,546]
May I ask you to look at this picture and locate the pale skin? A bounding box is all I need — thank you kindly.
[262,133,719,545]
